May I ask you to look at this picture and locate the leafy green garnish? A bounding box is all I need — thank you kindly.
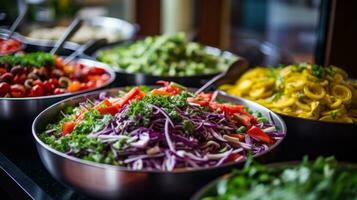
[0,52,55,68]
[182,120,195,135]
[311,64,326,79]
[236,126,247,133]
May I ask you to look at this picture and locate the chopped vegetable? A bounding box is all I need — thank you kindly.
[0,52,111,98]
[97,33,237,76]
[39,82,284,171]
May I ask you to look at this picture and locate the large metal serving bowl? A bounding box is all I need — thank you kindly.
[93,45,240,87]
[20,16,137,47]
[271,114,357,162]
[32,88,286,200]
[191,161,357,200]
[0,58,115,129]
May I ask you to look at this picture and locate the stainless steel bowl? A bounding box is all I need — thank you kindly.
[0,58,116,122]
[94,45,240,87]
[20,16,137,46]
[32,88,286,199]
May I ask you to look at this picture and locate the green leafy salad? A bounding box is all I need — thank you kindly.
[96,32,236,76]
[200,157,357,200]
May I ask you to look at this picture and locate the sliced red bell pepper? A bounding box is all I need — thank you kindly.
[156,80,170,86]
[112,87,145,109]
[151,81,182,96]
[210,103,245,114]
[97,105,119,116]
[234,113,253,127]
[187,92,213,106]
[247,126,274,144]
[224,153,242,163]
[94,98,112,109]
[63,121,76,136]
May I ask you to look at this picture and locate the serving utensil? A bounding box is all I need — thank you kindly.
[50,17,83,55]
[63,39,107,64]
[194,57,249,95]
[5,2,28,40]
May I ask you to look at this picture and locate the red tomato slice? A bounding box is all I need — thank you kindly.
[187,93,213,106]
[224,153,243,163]
[63,122,76,135]
[97,105,119,116]
[247,126,274,144]
[151,81,182,96]
[210,103,245,114]
[112,87,145,109]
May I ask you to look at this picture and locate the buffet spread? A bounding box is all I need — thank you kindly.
[0,14,356,200]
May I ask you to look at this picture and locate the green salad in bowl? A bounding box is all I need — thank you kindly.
[193,157,357,200]
[96,32,237,77]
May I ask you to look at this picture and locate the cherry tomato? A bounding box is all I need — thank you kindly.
[0,68,7,75]
[88,67,105,75]
[43,80,55,93]
[0,72,13,83]
[85,81,96,89]
[10,84,26,97]
[33,80,44,88]
[29,85,44,97]
[101,74,110,81]
[48,78,59,87]
[0,82,10,96]
[54,88,66,95]
[67,81,81,92]
[13,73,27,84]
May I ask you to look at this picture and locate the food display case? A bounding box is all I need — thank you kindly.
[1,0,356,200]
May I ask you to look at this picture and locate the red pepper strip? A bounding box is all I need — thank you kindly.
[224,153,243,163]
[156,80,170,86]
[209,103,245,114]
[187,93,213,106]
[63,121,76,136]
[234,113,253,127]
[97,105,119,116]
[112,87,145,109]
[151,81,181,96]
[247,126,274,144]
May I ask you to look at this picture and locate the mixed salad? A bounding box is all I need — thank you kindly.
[0,52,111,98]
[39,81,284,171]
[200,157,357,200]
[97,33,236,76]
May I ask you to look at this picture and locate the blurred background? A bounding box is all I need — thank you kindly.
[0,0,355,75]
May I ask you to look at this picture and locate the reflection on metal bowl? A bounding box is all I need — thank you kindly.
[32,88,286,199]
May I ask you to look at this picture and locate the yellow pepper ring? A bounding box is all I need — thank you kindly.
[272,97,295,108]
[330,98,342,109]
[303,82,326,100]
[295,99,311,111]
[332,84,352,103]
